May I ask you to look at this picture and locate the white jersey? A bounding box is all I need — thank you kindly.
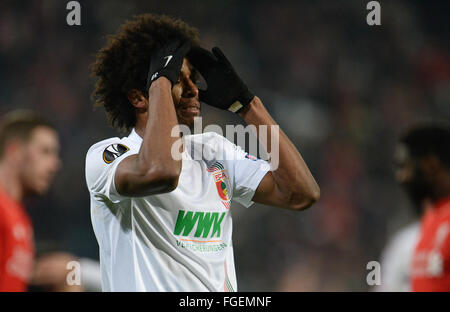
[374,221,420,292]
[85,129,269,292]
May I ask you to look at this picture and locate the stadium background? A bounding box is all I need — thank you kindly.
[0,0,448,291]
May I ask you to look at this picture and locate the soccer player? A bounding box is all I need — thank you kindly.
[0,110,61,291]
[0,110,102,292]
[394,125,450,291]
[87,14,320,291]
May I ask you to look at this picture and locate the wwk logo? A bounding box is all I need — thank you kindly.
[174,210,226,239]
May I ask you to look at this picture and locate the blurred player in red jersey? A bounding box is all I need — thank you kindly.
[395,125,450,291]
[0,110,61,291]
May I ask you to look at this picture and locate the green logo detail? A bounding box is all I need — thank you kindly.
[174,210,226,238]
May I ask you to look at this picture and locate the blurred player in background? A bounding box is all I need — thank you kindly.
[0,110,61,291]
[0,110,101,292]
[87,14,320,291]
[375,135,426,292]
[393,125,450,291]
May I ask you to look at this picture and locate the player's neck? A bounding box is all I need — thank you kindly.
[0,161,24,202]
[134,114,146,138]
[134,125,144,138]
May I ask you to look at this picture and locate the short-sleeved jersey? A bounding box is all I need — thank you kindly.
[411,197,450,291]
[85,129,269,291]
[0,187,34,291]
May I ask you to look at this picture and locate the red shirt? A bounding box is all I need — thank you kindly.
[0,187,34,291]
[412,197,450,291]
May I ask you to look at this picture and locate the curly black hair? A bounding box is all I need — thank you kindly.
[91,14,200,132]
[400,124,450,169]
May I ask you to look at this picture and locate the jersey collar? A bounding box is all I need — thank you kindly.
[128,128,143,144]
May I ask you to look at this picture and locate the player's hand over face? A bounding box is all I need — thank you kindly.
[187,46,254,113]
[146,40,191,91]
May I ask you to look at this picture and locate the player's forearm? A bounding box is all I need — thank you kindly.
[240,96,320,208]
[138,78,182,179]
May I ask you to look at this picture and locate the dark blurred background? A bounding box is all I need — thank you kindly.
[0,0,448,291]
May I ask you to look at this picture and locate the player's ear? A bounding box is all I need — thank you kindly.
[4,138,26,163]
[127,89,148,109]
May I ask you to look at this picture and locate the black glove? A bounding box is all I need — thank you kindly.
[146,40,191,90]
[187,46,254,113]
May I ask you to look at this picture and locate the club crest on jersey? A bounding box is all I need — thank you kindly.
[103,144,129,164]
[207,162,232,209]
